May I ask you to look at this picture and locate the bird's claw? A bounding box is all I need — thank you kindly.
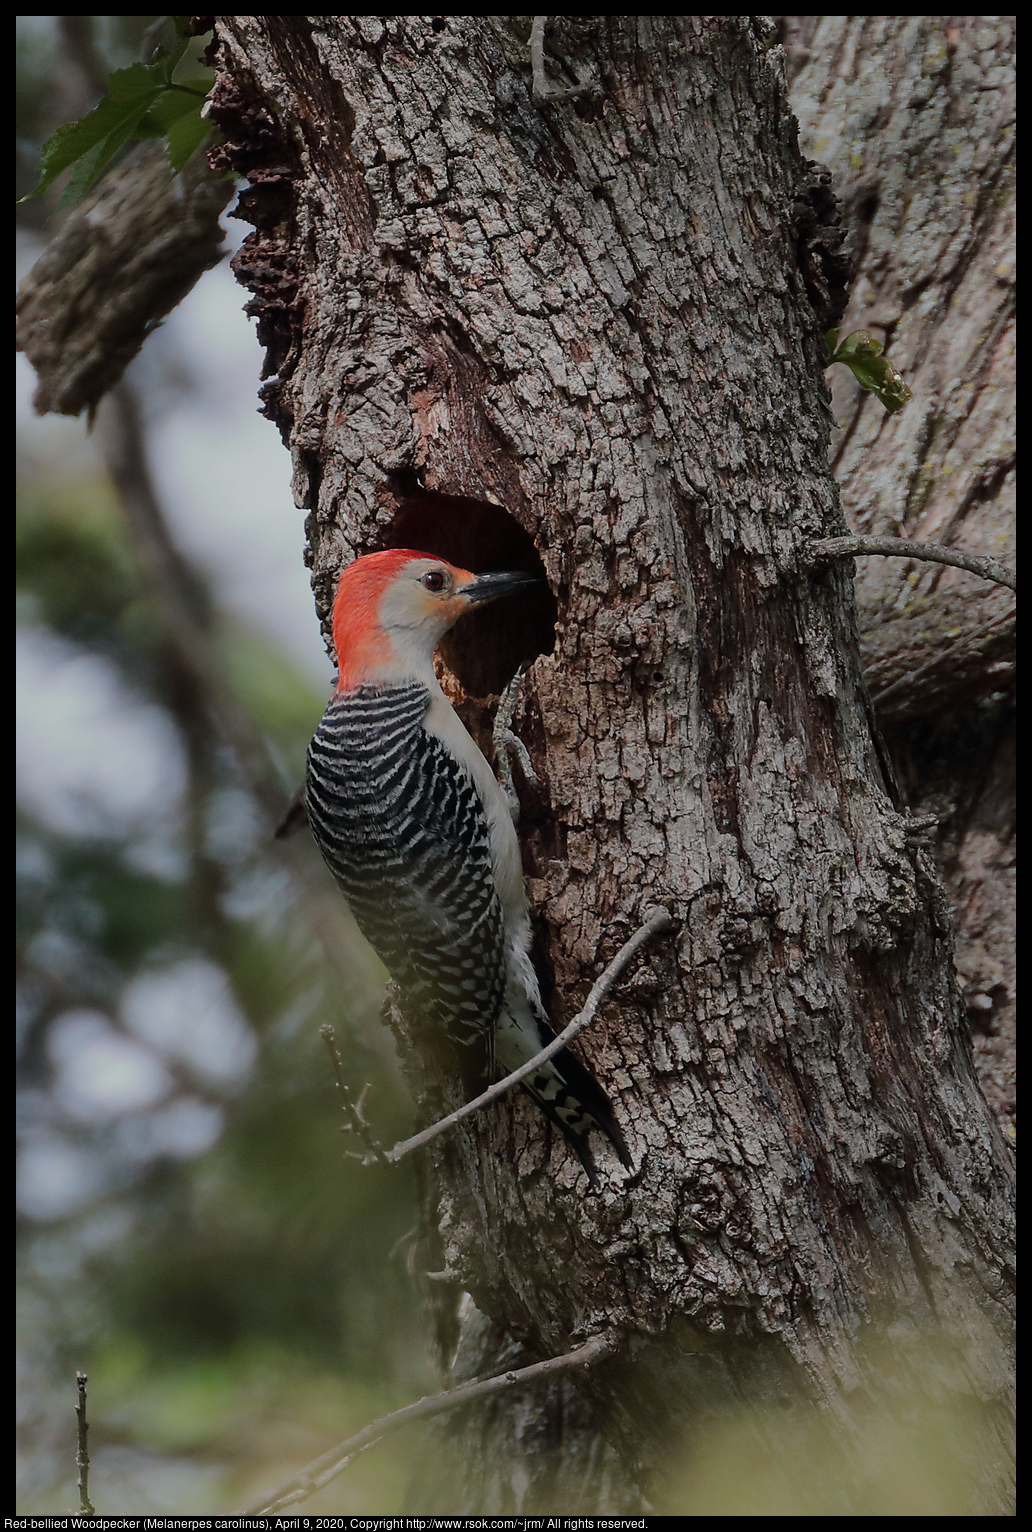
[495,665,540,818]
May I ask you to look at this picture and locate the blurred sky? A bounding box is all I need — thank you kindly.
[17,215,330,681]
[17,210,333,851]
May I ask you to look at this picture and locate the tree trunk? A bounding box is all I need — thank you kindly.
[206,15,1014,1512]
[785,15,1014,719]
[783,15,1015,1134]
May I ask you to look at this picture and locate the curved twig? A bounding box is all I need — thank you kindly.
[810,535,1015,592]
[241,1331,618,1514]
[320,1024,389,1165]
[381,906,675,1165]
[530,16,600,104]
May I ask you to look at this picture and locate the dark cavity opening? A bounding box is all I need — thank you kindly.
[381,486,556,699]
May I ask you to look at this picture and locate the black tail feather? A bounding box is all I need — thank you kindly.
[454,1019,632,1184]
[521,1033,633,1180]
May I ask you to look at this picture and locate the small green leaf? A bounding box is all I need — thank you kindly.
[826,329,913,414]
[55,136,118,209]
[130,115,169,140]
[105,59,171,101]
[54,112,160,208]
[156,38,191,85]
[21,28,215,210]
[165,110,212,174]
[21,86,160,201]
[140,83,209,135]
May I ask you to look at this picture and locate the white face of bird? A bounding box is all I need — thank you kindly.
[332,550,541,691]
[376,557,479,650]
[378,559,541,647]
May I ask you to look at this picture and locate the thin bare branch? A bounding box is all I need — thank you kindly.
[530,17,599,104]
[241,1331,617,1514]
[381,906,674,1165]
[902,812,940,837]
[320,1024,388,1164]
[98,380,291,829]
[810,535,1016,591]
[75,1371,96,1517]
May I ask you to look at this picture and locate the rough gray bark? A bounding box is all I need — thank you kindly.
[784,15,1015,1132]
[785,15,1014,706]
[207,15,1014,1512]
[16,140,231,417]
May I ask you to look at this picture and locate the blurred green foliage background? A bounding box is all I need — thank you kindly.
[17,16,435,1514]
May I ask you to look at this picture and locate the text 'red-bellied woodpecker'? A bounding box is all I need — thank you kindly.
[306,549,631,1183]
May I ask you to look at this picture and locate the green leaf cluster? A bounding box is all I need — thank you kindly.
[21,18,214,209]
[825,328,913,413]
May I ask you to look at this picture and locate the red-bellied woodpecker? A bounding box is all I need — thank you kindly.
[306,548,631,1182]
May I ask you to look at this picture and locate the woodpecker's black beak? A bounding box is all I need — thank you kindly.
[462,570,544,606]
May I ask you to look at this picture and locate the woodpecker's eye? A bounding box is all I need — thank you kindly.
[422,569,448,593]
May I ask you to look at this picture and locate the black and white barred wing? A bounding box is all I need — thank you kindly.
[306,683,506,1077]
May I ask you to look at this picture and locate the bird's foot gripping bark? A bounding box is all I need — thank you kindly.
[494,665,540,820]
